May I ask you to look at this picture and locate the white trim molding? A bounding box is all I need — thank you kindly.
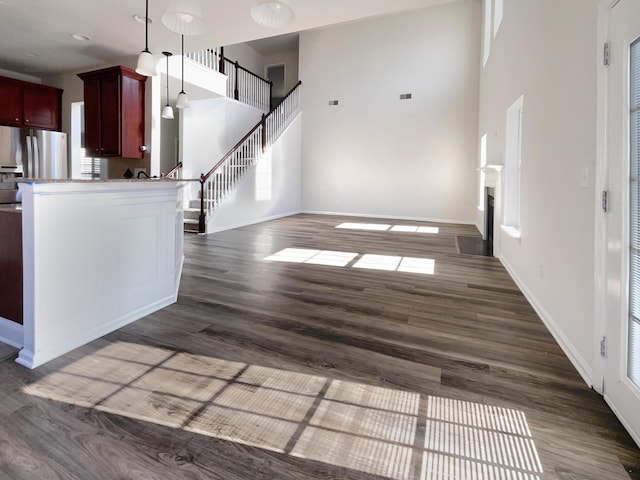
[0,317,23,349]
[500,255,593,386]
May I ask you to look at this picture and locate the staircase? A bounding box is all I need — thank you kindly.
[182,157,256,232]
[173,75,300,234]
[166,48,301,233]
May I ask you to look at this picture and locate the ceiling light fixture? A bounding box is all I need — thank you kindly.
[162,0,204,35]
[161,51,174,119]
[71,33,91,42]
[135,0,157,77]
[176,35,189,109]
[250,0,294,28]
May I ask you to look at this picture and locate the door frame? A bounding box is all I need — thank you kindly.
[265,63,286,99]
[593,0,614,396]
[594,0,640,447]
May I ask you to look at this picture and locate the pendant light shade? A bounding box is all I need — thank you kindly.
[176,35,189,109]
[162,0,204,35]
[136,51,157,77]
[176,92,189,109]
[162,104,175,119]
[161,51,174,119]
[250,0,294,28]
[135,0,157,76]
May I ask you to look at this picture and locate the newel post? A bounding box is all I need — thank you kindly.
[218,46,225,74]
[269,80,273,111]
[234,61,240,101]
[261,114,267,152]
[198,174,206,234]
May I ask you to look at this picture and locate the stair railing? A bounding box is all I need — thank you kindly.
[197,80,302,233]
[184,46,273,112]
[219,54,272,112]
[185,48,219,71]
[164,162,183,179]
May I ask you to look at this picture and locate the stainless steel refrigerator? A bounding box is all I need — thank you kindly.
[0,125,67,179]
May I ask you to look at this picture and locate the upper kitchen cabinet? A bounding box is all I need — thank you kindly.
[0,76,62,131]
[77,66,147,159]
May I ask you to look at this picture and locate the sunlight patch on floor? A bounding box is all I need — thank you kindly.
[336,223,440,234]
[264,249,436,275]
[24,341,543,480]
[264,248,358,267]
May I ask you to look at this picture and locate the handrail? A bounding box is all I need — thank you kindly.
[164,162,183,178]
[220,54,272,112]
[270,80,302,112]
[201,80,302,183]
[185,46,273,112]
[197,81,302,233]
[234,60,270,84]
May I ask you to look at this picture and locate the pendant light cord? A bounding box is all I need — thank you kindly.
[144,0,150,53]
[181,34,185,93]
[166,54,170,103]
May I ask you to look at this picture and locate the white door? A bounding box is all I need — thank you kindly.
[603,0,640,446]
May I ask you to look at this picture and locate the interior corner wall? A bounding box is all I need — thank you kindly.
[224,43,266,78]
[478,0,599,383]
[299,0,481,223]
[264,49,300,93]
[181,97,263,180]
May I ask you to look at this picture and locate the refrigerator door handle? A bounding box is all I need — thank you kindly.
[32,134,40,178]
[25,135,33,178]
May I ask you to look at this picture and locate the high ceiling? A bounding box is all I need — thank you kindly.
[0,0,455,79]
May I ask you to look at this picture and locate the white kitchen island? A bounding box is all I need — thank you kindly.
[15,179,185,369]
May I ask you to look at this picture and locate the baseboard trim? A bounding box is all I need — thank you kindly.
[300,210,476,226]
[499,255,593,387]
[16,295,175,369]
[604,394,640,448]
[0,317,23,348]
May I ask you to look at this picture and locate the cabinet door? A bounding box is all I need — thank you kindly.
[82,78,102,157]
[99,75,121,156]
[23,86,60,130]
[0,81,22,127]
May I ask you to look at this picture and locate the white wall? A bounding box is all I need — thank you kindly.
[224,43,266,78]
[478,0,599,383]
[207,114,303,232]
[299,0,481,223]
[181,97,263,179]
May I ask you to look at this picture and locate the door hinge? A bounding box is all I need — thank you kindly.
[604,42,610,66]
[600,336,608,358]
[602,190,609,212]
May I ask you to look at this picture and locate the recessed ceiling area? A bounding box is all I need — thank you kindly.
[0,0,455,78]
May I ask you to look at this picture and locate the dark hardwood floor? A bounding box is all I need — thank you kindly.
[1,213,639,479]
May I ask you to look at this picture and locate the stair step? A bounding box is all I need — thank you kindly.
[183,207,200,220]
[184,222,199,233]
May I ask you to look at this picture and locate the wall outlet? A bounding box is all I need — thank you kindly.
[580,166,589,189]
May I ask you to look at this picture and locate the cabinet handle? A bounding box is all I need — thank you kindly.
[25,119,29,123]
[15,118,19,122]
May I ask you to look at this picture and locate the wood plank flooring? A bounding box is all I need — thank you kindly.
[1,213,639,479]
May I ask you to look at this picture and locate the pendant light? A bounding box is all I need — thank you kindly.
[135,0,157,76]
[162,0,205,35]
[250,0,294,28]
[161,52,174,119]
[176,35,189,109]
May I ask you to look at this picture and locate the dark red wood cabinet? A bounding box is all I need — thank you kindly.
[78,66,147,159]
[0,76,62,131]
